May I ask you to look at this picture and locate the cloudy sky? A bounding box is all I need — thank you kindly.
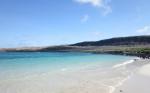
[0,0,150,48]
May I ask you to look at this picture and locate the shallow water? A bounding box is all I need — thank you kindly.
[0,52,138,93]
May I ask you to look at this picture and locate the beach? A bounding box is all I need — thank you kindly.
[114,59,150,93]
[0,52,149,93]
[0,0,150,92]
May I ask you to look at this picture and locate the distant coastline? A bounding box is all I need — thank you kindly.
[0,35,150,58]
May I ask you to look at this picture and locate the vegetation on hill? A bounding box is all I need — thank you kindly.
[72,35,150,46]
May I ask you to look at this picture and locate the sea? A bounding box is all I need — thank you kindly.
[0,52,140,93]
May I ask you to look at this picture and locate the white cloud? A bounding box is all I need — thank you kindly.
[75,0,103,7]
[137,25,150,34]
[102,5,112,16]
[75,0,112,15]
[81,14,89,23]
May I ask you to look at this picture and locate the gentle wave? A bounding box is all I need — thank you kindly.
[112,58,139,68]
[111,58,141,93]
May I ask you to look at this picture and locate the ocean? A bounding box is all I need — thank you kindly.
[0,52,139,93]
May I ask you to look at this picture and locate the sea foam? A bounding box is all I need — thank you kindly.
[112,59,135,68]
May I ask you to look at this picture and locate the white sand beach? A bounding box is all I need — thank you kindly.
[139,64,150,77]
[0,58,149,93]
[114,59,150,93]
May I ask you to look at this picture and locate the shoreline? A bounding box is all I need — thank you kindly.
[113,59,150,93]
[0,53,149,93]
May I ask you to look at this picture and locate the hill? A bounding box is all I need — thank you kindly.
[71,35,150,46]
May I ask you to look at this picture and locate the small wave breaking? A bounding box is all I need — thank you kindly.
[112,59,137,68]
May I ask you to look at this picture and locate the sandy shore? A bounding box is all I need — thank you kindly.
[114,59,150,93]
[0,58,149,93]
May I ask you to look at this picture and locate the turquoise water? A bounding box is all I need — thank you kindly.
[0,52,134,79]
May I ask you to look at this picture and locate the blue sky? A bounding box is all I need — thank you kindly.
[0,0,150,48]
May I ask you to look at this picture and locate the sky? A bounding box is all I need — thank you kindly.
[0,0,150,48]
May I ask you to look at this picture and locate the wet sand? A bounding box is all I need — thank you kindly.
[114,59,150,93]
